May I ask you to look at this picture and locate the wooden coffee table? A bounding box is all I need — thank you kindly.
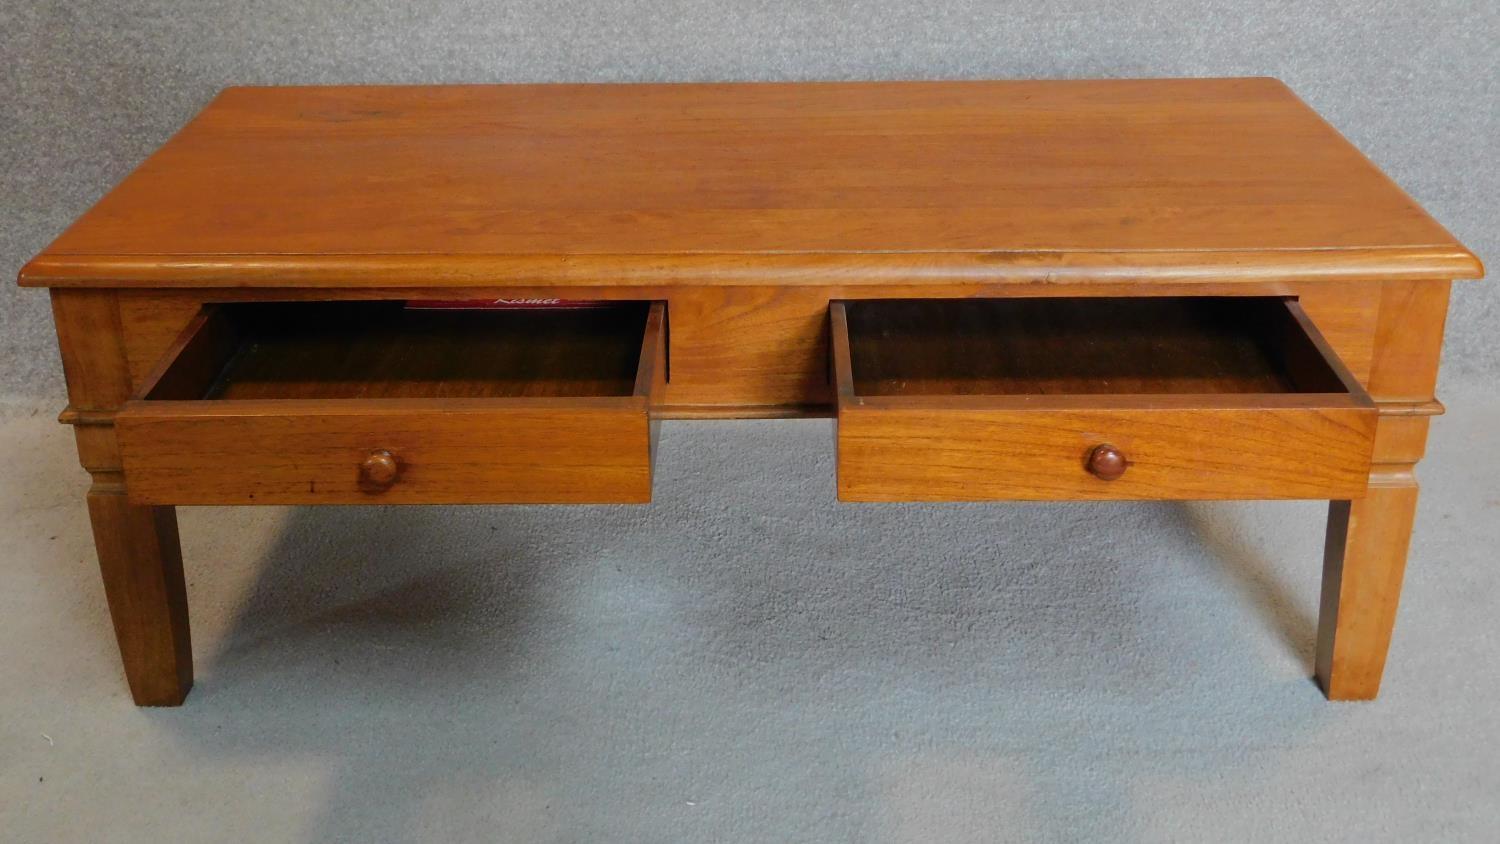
[19,79,1481,705]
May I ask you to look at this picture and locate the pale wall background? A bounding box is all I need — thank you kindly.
[2,0,1494,395]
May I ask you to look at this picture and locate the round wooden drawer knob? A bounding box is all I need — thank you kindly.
[359,449,400,491]
[1085,444,1127,480]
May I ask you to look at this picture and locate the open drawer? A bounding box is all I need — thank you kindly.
[830,297,1376,501]
[116,301,666,505]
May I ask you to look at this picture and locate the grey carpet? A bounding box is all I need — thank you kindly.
[2,385,1497,841]
[0,0,1495,398]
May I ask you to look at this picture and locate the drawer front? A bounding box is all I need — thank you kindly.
[831,297,1377,502]
[115,300,665,505]
[118,400,653,505]
[837,401,1375,501]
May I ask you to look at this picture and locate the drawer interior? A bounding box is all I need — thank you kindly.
[141,301,657,401]
[840,297,1355,397]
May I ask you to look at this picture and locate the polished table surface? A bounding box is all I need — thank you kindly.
[21,77,1478,287]
[19,79,1482,706]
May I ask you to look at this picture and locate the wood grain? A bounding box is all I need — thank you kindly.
[50,289,193,705]
[111,281,1383,415]
[1315,279,1453,700]
[1318,483,1418,700]
[19,79,1480,288]
[1367,280,1452,404]
[86,494,192,705]
[832,299,1376,501]
[114,302,665,505]
[837,404,1376,501]
[842,297,1348,396]
[116,401,655,505]
[52,289,136,409]
[154,302,651,400]
[27,80,1475,704]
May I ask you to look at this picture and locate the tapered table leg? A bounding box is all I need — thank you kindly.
[1311,278,1451,701]
[53,288,194,705]
[1316,476,1418,700]
[87,488,193,705]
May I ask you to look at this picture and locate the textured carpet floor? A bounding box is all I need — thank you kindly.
[2,383,1497,842]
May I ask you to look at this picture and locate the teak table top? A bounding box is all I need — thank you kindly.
[19,78,1481,289]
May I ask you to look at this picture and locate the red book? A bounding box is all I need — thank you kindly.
[404,298,609,310]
